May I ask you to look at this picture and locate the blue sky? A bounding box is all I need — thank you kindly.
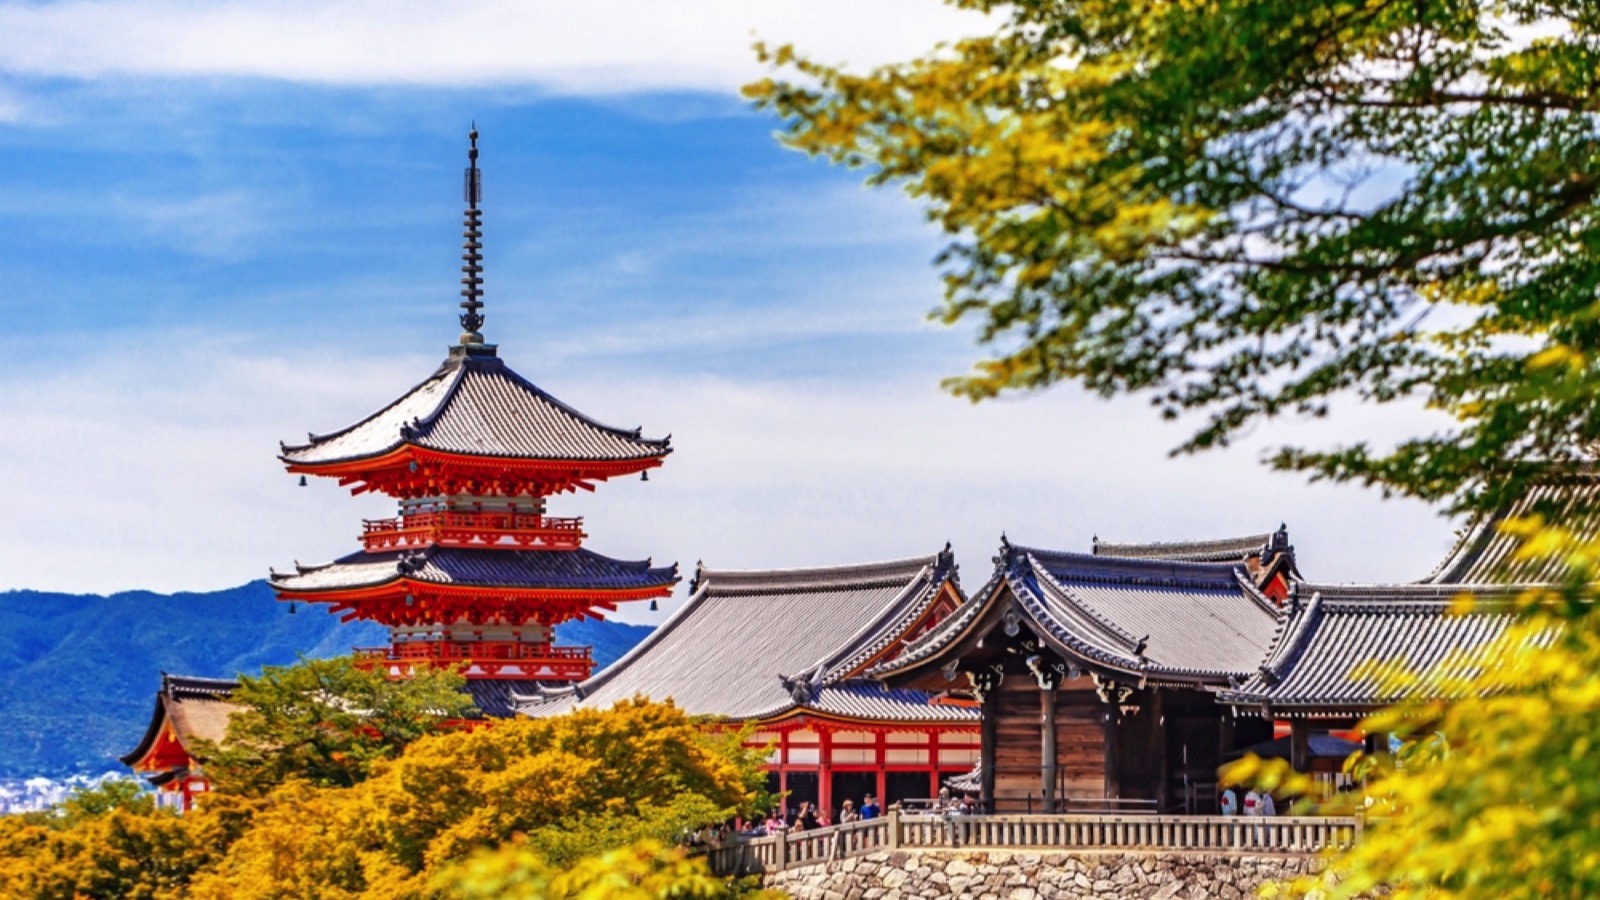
[0,1,1457,619]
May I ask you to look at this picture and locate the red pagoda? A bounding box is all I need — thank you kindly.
[271,128,677,714]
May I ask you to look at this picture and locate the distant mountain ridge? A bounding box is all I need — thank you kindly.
[0,581,653,778]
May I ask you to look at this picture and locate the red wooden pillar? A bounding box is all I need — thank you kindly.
[928,728,942,797]
[780,730,791,815]
[819,726,833,820]
[875,731,887,806]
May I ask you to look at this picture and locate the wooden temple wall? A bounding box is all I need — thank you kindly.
[991,678,1105,810]
[981,675,1248,814]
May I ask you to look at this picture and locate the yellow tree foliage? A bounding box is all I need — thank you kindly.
[435,839,772,900]
[191,697,766,899]
[0,783,204,900]
[1223,521,1600,899]
[1,697,764,899]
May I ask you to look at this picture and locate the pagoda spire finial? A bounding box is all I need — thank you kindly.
[458,123,486,345]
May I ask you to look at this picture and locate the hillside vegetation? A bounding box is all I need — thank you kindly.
[0,581,651,777]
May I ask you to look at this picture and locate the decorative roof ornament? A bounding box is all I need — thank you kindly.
[459,124,486,346]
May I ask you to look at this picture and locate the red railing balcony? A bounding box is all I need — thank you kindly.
[353,640,594,681]
[361,511,585,552]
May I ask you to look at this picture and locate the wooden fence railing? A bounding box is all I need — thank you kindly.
[703,811,1361,877]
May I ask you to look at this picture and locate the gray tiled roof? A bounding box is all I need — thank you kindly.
[465,679,550,717]
[281,350,669,466]
[1426,472,1600,585]
[517,552,965,722]
[873,542,1281,684]
[271,546,678,593]
[1219,583,1558,714]
[805,683,976,722]
[945,760,981,792]
[1092,533,1272,563]
[1018,548,1281,678]
[161,674,240,701]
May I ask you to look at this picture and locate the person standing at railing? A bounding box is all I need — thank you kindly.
[1220,787,1238,816]
[1242,788,1267,847]
[1258,790,1276,817]
[791,801,818,832]
[838,799,859,824]
[859,794,880,820]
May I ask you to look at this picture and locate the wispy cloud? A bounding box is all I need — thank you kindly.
[0,334,1457,621]
[110,188,287,260]
[0,1,987,93]
[0,84,22,123]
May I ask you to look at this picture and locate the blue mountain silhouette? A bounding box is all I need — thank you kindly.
[0,581,652,778]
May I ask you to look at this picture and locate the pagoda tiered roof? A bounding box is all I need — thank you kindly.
[271,546,678,628]
[281,347,669,496]
[874,538,1284,687]
[1217,583,1557,717]
[517,551,974,723]
[273,546,677,594]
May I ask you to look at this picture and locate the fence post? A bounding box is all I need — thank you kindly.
[778,829,789,871]
[886,808,901,850]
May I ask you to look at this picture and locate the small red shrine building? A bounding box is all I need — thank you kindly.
[120,675,242,810]
[269,129,676,715]
[518,550,981,816]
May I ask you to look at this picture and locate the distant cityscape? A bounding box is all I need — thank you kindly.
[0,773,129,815]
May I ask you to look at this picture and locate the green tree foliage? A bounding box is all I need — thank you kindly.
[201,655,476,794]
[748,0,1600,512]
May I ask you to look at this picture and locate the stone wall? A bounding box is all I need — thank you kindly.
[764,849,1324,900]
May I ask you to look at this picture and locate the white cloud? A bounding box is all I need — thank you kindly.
[0,0,989,93]
[0,333,1458,626]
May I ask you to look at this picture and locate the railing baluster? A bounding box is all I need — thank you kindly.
[702,815,1364,877]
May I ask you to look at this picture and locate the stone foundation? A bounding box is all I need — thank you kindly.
[764,849,1324,900]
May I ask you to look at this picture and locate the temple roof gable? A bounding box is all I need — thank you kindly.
[516,552,968,722]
